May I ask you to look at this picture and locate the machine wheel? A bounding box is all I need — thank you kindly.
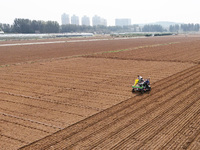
[141,89,144,94]
[148,87,151,91]
[132,89,135,93]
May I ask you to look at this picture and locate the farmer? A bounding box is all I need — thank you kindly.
[138,75,143,83]
[134,78,139,86]
[134,75,143,86]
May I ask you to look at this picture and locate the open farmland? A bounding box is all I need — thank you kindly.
[0,35,200,149]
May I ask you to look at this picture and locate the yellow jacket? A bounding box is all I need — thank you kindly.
[134,79,139,86]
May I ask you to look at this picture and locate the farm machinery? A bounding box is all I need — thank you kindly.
[132,79,151,94]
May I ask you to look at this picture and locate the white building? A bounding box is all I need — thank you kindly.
[61,13,70,25]
[92,15,107,26]
[71,15,79,25]
[82,16,90,26]
[115,18,131,27]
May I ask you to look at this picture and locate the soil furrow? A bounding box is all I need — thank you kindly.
[0,107,69,128]
[112,88,200,149]
[64,73,200,149]
[0,119,51,134]
[0,112,62,130]
[0,98,86,117]
[161,112,200,150]
[19,65,200,149]
[187,133,200,150]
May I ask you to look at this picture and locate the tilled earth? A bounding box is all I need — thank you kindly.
[0,35,200,149]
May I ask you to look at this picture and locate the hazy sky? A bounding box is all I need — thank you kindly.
[1,0,200,26]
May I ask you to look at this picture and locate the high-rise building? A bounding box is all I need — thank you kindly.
[100,18,107,26]
[81,16,90,26]
[115,18,131,27]
[71,15,79,25]
[92,15,107,26]
[61,13,70,25]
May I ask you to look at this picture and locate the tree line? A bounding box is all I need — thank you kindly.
[0,18,135,34]
[0,18,200,33]
[0,19,59,33]
[169,24,200,32]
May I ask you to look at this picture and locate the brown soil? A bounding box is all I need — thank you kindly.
[0,35,200,149]
[0,35,199,66]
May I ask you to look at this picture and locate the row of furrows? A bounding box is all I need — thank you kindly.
[11,57,169,81]
[19,64,200,149]
[187,132,200,150]
[0,84,126,111]
[161,112,200,150]
[134,41,200,62]
[110,88,200,149]
[0,98,84,117]
[0,134,28,144]
[0,91,101,112]
[0,106,69,128]
[0,75,129,97]
[0,86,118,110]
[0,80,127,105]
[86,55,199,65]
[0,118,51,134]
[136,42,200,61]
[154,44,200,62]
[0,38,182,67]
[5,64,133,80]
[2,57,182,85]
[0,75,129,98]
[91,82,200,150]
[0,70,128,85]
[0,117,51,145]
[18,64,198,149]
[50,66,200,149]
[0,62,176,97]
[85,40,200,64]
[0,112,62,130]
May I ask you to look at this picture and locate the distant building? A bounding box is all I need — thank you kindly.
[81,16,90,26]
[61,13,70,25]
[115,18,131,27]
[92,15,107,26]
[71,15,79,25]
[100,18,107,26]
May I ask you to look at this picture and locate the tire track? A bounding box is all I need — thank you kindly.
[0,112,62,130]
[0,107,67,128]
[0,91,101,112]
[0,98,85,117]
[0,134,27,144]
[0,119,51,134]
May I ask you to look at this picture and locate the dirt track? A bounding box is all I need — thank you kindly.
[0,35,200,149]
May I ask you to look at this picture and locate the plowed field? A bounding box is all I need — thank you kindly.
[0,35,200,149]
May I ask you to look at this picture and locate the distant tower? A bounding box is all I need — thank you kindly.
[71,15,79,25]
[115,18,131,27]
[92,15,107,26]
[61,13,70,25]
[82,16,90,26]
[92,15,101,26]
[100,18,107,26]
